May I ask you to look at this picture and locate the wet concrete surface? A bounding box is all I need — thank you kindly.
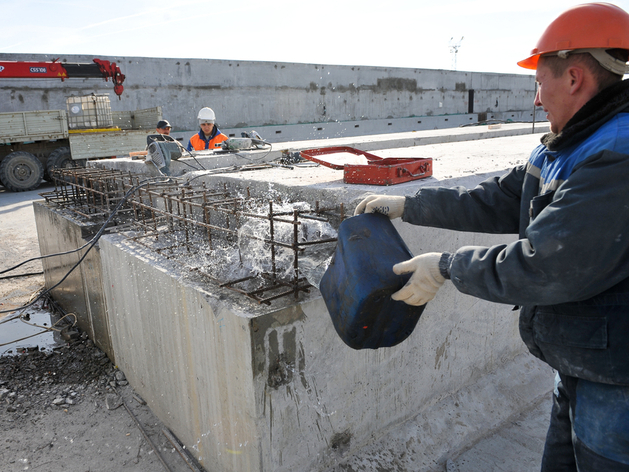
[446,397,550,471]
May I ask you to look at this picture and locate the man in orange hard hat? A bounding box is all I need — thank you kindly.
[355,3,629,470]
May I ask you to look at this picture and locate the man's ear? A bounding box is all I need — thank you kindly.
[567,66,585,95]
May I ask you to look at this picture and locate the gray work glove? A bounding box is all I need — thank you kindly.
[353,195,405,219]
[392,253,446,306]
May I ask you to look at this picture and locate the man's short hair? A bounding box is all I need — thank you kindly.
[540,49,628,92]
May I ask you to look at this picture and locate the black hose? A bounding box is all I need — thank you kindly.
[0,176,168,315]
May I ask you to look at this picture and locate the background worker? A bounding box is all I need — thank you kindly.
[187,107,228,151]
[355,3,629,470]
[155,120,172,135]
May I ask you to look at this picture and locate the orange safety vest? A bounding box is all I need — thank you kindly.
[187,128,228,151]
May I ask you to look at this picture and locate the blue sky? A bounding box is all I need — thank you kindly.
[2,0,628,76]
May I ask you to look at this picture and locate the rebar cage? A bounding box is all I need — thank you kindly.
[41,168,345,305]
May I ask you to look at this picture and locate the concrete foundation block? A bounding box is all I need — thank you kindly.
[33,202,113,360]
[98,224,542,471]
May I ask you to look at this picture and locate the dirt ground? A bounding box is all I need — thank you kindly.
[0,183,199,472]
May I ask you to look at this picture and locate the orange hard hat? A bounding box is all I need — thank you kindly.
[518,3,629,70]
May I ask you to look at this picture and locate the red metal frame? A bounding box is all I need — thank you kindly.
[300,146,380,169]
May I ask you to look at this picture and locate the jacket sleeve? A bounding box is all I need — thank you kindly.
[446,150,629,306]
[402,164,526,234]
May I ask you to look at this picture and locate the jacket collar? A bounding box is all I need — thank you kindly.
[197,125,219,141]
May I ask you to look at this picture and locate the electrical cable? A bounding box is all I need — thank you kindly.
[173,158,203,172]
[176,139,206,171]
[0,271,44,280]
[18,311,77,333]
[233,142,273,162]
[1,247,85,275]
[0,177,167,276]
[0,288,46,324]
[187,152,206,171]
[0,307,77,350]
[0,176,168,315]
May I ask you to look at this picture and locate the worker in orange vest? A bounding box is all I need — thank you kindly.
[186,107,228,151]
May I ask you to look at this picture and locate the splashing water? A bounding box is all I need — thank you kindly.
[135,198,339,296]
[236,200,337,288]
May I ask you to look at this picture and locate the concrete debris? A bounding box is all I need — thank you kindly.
[0,334,115,414]
[105,394,123,410]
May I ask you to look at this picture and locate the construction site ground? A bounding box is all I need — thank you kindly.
[0,127,553,472]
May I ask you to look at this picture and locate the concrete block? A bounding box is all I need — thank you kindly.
[99,225,537,471]
[33,202,113,360]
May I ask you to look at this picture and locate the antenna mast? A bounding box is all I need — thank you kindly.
[449,36,464,70]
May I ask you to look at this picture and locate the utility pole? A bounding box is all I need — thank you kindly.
[449,36,464,70]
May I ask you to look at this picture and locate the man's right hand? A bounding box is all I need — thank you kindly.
[353,195,405,219]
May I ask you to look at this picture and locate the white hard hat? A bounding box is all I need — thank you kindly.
[197,107,216,124]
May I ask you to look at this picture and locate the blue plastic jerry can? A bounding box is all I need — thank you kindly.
[320,212,426,349]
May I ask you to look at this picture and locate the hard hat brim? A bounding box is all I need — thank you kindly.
[517,54,539,70]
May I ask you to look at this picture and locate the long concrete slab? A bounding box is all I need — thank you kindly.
[0,53,538,143]
[89,122,550,178]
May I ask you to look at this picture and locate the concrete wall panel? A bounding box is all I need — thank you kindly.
[0,54,535,140]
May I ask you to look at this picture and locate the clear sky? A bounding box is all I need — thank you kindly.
[2,0,629,76]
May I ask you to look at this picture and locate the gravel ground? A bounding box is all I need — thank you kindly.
[0,306,201,472]
[1,184,200,472]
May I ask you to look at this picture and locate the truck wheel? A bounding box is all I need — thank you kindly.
[0,151,44,192]
[47,147,75,176]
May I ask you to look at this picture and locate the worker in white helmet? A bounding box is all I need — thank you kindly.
[186,107,228,151]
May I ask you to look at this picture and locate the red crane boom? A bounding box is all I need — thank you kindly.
[0,58,125,98]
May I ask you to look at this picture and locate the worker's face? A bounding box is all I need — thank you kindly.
[156,127,171,135]
[534,61,573,134]
[200,122,214,135]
